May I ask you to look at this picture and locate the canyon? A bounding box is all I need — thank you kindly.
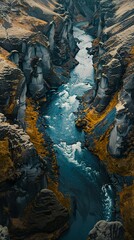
[0,0,133,240]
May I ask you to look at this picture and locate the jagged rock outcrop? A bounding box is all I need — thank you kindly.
[0,0,78,122]
[0,50,26,124]
[0,113,46,225]
[75,0,134,239]
[60,0,95,22]
[108,63,134,157]
[0,225,10,240]
[88,221,124,240]
[10,189,69,240]
[84,0,134,159]
[76,0,134,166]
[0,0,74,239]
[0,0,133,239]
[0,110,69,239]
[120,184,134,240]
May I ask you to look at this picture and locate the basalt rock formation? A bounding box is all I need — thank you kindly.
[0,225,10,240]
[0,110,69,240]
[10,189,69,240]
[88,220,124,240]
[0,0,134,240]
[76,0,134,239]
[76,0,134,162]
[0,0,78,119]
[62,0,95,21]
[0,0,78,239]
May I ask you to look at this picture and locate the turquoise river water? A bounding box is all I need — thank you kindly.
[39,24,116,240]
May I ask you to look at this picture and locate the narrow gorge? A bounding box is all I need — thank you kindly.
[0,1,133,240]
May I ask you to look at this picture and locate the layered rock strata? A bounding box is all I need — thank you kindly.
[10,189,69,240]
[88,220,124,240]
[0,225,10,240]
[0,113,46,233]
[0,0,134,239]
[0,0,77,239]
[76,0,134,160]
[76,0,134,239]
[0,0,78,112]
[60,0,95,22]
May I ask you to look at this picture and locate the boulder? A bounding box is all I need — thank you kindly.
[10,189,69,240]
[0,225,10,240]
[88,221,124,240]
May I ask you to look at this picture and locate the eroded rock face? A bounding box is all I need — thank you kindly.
[88,221,124,240]
[61,0,95,22]
[75,1,134,238]
[10,189,69,240]
[0,1,74,239]
[0,0,77,119]
[0,225,10,240]
[109,73,134,157]
[0,52,25,120]
[81,0,134,158]
[25,189,69,233]
[0,113,46,225]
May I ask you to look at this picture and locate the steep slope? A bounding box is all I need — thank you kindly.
[76,0,134,239]
[0,0,133,239]
[0,0,78,239]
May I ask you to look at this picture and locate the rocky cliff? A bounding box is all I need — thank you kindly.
[0,0,78,123]
[76,0,134,239]
[88,220,125,240]
[0,0,78,239]
[0,0,134,239]
[60,0,95,21]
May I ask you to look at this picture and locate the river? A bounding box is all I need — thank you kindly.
[39,24,116,240]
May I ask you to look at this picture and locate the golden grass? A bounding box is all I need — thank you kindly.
[125,46,134,66]
[92,128,134,175]
[130,46,134,55]
[84,92,118,133]
[25,98,70,209]
[48,180,71,210]
[0,138,13,182]
[6,99,16,115]
[92,38,100,47]
[25,98,48,158]
[80,91,134,175]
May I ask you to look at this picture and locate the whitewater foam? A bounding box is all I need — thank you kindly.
[101,184,113,220]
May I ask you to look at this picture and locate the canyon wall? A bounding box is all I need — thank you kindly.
[0,0,78,239]
[60,0,95,21]
[76,0,134,239]
[0,0,134,239]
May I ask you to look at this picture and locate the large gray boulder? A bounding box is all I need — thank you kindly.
[0,225,10,240]
[88,221,124,240]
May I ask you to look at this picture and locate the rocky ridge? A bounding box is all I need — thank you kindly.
[76,0,134,161]
[76,0,134,239]
[0,0,134,239]
[88,220,124,240]
[0,0,79,239]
